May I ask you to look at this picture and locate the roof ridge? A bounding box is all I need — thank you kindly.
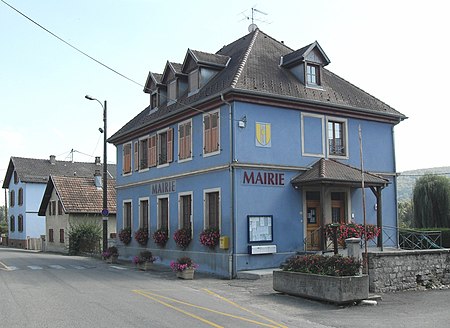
[231,29,259,88]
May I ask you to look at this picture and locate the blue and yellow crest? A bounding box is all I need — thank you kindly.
[255,122,271,147]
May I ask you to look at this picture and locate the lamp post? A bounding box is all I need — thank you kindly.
[85,95,108,253]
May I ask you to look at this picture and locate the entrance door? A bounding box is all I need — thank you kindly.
[331,192,346,224]
[306,191,321,250]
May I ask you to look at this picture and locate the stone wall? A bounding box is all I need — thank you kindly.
[366,249,450,293]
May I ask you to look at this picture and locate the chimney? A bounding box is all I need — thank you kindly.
[95,156,101,165]
[49,155,56,165]
[94,169,102,188]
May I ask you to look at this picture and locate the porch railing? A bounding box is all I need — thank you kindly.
[303,225,443,252]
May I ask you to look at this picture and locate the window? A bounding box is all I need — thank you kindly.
[60,229,65,243]
[139,137,148,170]
[10,215,15,232]
[157,196,169,231]
[58,200,63,215]
[18,188,23,206]
[179,193,192,232]
[168,80,177,103]
[49,201,57,216]
[18,215,23,232]
[306,63,320,86]
[123,201,132,229]
[148,135,157,167]
[204,189,220,230]
[49,229,54,243]
[14,171,19,184]
[151,92,158,109]
[203,110,220,155]
[139,198,149,230]
[328,120,346,156]
[188,70,199,93]
[158,129,173,166]
[134,141,138,171]
[10,190,15,207]
[123,143,132,174]
[178,120,192,161]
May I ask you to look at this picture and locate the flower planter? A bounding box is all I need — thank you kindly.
[138,262,153,271]
[176,268,195,280]
[106,255,118,264]
[273,270,369,304]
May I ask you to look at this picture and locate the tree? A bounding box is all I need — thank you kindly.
[413,174,450,228]
[398,200,414,228]
[0,205,7,234]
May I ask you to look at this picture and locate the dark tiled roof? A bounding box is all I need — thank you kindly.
[109,29,405,144]
[2,156,116,188]
[38,175,116,215]
[190,49,230,67]
[291,158,389,187]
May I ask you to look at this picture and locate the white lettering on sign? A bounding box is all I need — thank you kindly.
[151,180,176,195]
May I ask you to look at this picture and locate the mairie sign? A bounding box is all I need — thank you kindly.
[242,170,285,186]
[151,180,176,195]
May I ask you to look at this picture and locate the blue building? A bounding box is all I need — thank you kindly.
[109,29,405,277]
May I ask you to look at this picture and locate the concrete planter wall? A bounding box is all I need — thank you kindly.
[273,270,369,304]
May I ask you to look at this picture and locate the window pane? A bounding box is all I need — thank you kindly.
[206,192,219,228]
[181,195,191,230]
[159,198,168,230]
[159,132,167,164]
[140,199,149,229]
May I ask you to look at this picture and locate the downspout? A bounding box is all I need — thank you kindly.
[221,93,235,279]
[392,125,399,248]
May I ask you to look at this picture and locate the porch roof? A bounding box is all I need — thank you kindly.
[291,158,389,188]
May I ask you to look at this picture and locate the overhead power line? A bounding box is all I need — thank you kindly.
[1,0,143,87]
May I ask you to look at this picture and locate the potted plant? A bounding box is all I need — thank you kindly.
[132,250,156,271]
[170,256,198,279]
[119,227,132,245]
[134,228,149,246]
[173,228,192,249]
[101,246,119,264]
[199,227,220,249]
[273,254,368,304]
[152,228,169,247]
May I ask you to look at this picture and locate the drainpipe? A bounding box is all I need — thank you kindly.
[221,93,235,279]
[392,125,399,249]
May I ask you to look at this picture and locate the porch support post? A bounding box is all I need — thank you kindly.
[370,186,383,250]
[320,185,326,251]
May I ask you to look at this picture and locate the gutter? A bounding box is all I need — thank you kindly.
[221,93,236,279]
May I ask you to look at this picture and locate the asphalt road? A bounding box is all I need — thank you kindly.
[1,248,449,328]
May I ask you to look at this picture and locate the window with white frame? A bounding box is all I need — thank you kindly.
[157,129,173,166]
[123,143,132,174]
[203,110,220,155]
[157,196,169,231]
[139,198,149,230]
[123,201,132,229]
[178,120,192,161]
[327,119,347,157]
[204,189,220,230]
[306,63,320,86]
[179,193,192,232]
[139,137,149,170]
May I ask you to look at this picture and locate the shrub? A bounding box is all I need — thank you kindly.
[119,227,132,245]
[173,228,192,249]
[281,254,361,277]
[134,228,149,246]
[199,228,220,249]
[68,221,102,255]
[153,228,169,247]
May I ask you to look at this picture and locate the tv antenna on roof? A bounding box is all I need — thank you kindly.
[238,6,270,32]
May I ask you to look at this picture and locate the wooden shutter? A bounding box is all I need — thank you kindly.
[178,124,185,159]
[204,115,211,153]
[134,142,138,171]
[211,112,219,152]
[185,122,191,158]
[149,135,157,167]
[167,128,173,163]
[123,143,131,173]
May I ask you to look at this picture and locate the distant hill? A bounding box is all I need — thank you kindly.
[397,167,450,202]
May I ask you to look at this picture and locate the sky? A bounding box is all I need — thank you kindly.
[1,0,450,206]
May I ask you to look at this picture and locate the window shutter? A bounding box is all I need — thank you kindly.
[167,128,173,163]
[204,115,211,153]
[211,113,219,152]
[149,135,157,167]
[134,142,138,171]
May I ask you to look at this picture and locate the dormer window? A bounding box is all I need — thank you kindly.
[151,92,158,109]
[168,80,177,104]
[188,69,199,94]
[306,63,320,86]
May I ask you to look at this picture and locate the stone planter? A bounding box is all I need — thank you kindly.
[138,262,153,271]
[176,268,195,280]
[273,270,369,304]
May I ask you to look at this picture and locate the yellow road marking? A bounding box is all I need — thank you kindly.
[133,290,223,328]
[133,289,282,328]
[203,289,288,328]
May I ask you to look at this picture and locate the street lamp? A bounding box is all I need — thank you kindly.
[85,95,108,253]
